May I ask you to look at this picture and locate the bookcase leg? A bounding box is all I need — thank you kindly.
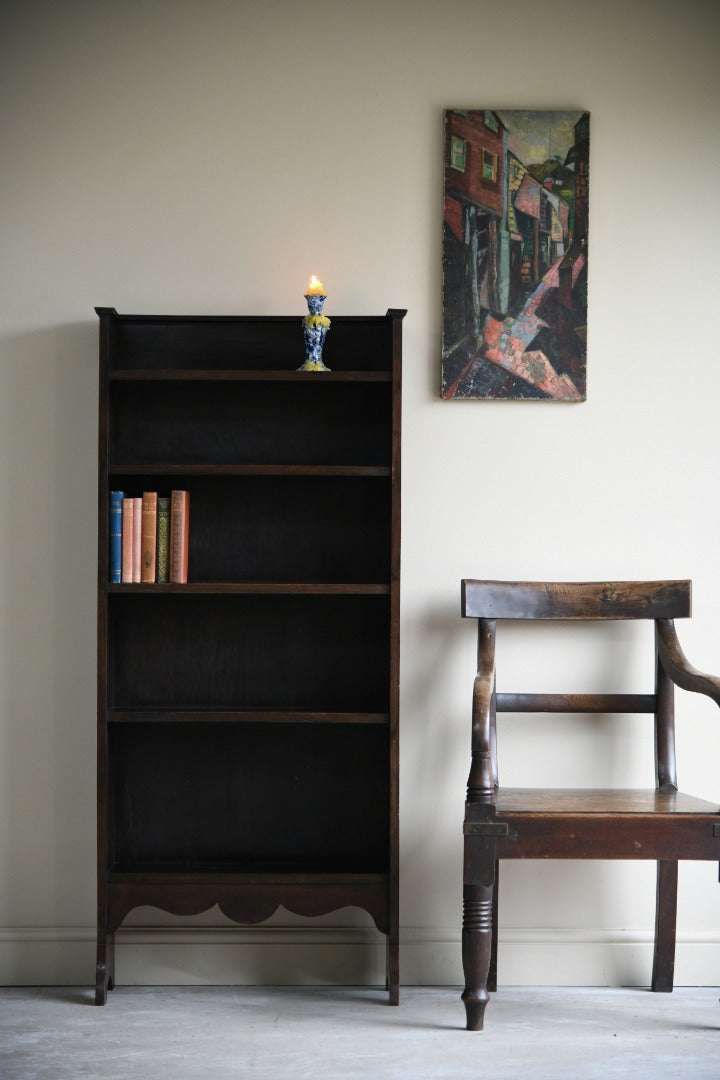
[95,931,115,1004]
[108,932,116,991]
[95,939,109,1005]
[386,936,399,1005]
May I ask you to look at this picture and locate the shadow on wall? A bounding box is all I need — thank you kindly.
[399,598,472,927]
[0,322,97,931]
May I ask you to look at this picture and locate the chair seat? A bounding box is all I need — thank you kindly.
[494,788,719,815]
[479,788,720,861]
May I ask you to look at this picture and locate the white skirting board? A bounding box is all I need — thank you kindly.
[1,927,718,987]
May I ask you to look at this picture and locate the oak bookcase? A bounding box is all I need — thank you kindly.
[95,307,404,1005]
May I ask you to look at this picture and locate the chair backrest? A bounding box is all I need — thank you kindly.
[461,580,692,792]
[462,579,691,621]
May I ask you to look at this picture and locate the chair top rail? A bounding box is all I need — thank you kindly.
[462,579,691,621]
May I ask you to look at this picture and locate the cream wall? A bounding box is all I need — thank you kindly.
[1,0,719,988]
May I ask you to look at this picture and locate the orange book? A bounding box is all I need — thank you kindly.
[141,491,158,583]
[169,490,190,584]
[121,498,134,582]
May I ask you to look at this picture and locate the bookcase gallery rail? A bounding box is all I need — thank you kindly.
[96,307,404,1005]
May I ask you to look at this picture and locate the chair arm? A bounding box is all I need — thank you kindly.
[468,619,496,801]
[656,618,720,707]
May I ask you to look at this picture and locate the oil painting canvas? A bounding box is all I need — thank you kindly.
[442,110,589,400]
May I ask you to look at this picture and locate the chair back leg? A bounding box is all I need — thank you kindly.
[651,859,678,992]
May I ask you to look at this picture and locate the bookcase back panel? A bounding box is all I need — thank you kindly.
[109,476,390,583]
[110,382,391,467]
[110,594,390,711]
[110,722,389,871]
[110,317,393,373]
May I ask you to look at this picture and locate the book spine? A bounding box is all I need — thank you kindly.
[156,496,170,583]
[109,491,124,583]
[169,490,190,584]
[141,491,158,583]
[121,498,134,583]
[132,497,142,583]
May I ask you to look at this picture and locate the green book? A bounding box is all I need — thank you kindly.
[156,496,170,583]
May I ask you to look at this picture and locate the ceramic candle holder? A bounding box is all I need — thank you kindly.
[299,293,331,371]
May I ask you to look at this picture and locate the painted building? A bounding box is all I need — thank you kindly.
[443,110,511,353]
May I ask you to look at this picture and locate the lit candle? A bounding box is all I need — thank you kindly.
[305,275,325,295]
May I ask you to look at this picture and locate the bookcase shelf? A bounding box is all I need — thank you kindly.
[110,368,392,382]
[106,583,391,595]
[108,708,390,724]
[96,306,404,1006]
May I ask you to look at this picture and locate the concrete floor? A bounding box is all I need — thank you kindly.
[0,985,717,1079]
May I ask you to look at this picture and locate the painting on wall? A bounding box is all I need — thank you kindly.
[442,110,589,401]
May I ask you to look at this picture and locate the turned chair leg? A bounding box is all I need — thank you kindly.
[461,881,495,1030]
[651,859,678,992]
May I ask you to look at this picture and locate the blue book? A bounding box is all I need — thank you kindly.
[109,491,124,583]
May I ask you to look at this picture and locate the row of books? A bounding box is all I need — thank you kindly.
[110,490,189,584]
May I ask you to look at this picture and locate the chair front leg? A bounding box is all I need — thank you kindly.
[488,859,499,993]
[462,878,495,1030]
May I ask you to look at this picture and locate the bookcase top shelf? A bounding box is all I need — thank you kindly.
[108,464,392,477]
[97,307,406,376]
[96,307,407,324]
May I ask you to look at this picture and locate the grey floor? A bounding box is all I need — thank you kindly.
[1,985,717,1079]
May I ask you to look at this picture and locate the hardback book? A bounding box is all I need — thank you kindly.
[132,497,142,582]
[109,491,124,583]
[121,498,134,583]
[141,491,158,583]
[169,489,190,584]
[156,496,170,583]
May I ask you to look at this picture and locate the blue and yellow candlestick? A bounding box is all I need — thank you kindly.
[299,275,331,371]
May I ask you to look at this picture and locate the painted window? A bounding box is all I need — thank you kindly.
[450,136,466,171]
[484,111,498,133]
[482,149,497,182]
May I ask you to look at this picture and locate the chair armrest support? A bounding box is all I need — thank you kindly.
[656,618,720,707]
[468,619,496,802]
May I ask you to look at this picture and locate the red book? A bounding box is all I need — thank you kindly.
[169,490,190,584]
[121,498,134,583]
[141,491,158,583]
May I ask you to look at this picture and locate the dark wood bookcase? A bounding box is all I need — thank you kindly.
[96,307,404,1005]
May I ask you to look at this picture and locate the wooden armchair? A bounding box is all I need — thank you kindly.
[460,579,720,1031]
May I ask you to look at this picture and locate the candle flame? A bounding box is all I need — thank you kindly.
[306,275,325,295]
